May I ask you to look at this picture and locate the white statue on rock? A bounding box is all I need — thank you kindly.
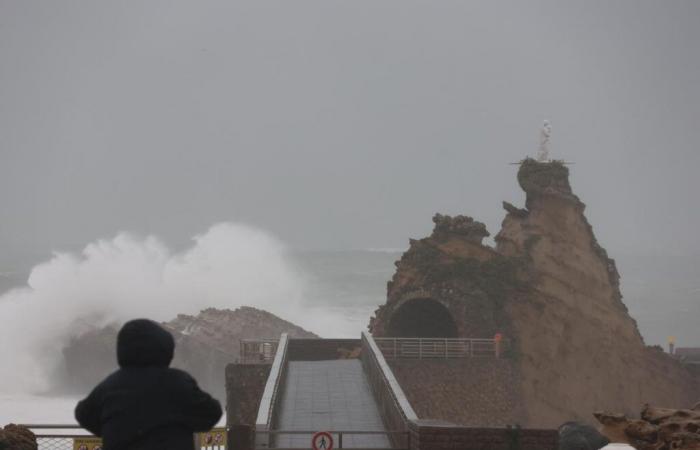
[537,120,552,162]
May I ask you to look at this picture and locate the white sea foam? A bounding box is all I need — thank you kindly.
[0,223,311,394]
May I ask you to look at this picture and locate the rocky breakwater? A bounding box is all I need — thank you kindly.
[369,158,698,427]
[595,403,700,450]
[63,306,316,402]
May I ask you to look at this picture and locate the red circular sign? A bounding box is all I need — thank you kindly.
[311,431,334,450]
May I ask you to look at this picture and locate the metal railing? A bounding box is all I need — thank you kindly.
[361,332,417,449]
[373,337,507,359]
[21,424,228,450]
[254,333,289,449]
[240,339,280,364]
[20,425,88,450]
[254,430,409,450]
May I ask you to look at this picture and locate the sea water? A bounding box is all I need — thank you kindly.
[0,249,400,425]
[1,249,698,425]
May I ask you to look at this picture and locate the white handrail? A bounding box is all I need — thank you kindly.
[362,332,418,421]
[373,337,507,359]
[255,333,289,448]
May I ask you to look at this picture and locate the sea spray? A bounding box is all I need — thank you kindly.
[0,222,308,394]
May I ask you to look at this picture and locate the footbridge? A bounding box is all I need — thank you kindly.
[226,333,557,450]
[252,333,416,450]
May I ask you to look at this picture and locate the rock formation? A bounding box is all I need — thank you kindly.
[0,424,37,450]
[62,306,316,402]
[595,404,700,450]
[370,158,699,427]
[558,422,610,450]
[370,213,523,340]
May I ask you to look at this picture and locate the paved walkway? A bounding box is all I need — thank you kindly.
[276,359,390,449]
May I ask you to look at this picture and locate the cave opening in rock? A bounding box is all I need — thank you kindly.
[386,298,458,338]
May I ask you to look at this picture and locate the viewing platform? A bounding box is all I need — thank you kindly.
[227,333,557,450]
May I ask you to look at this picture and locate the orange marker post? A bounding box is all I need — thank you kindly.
[494,333,503,358]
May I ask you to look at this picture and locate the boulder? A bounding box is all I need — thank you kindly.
[0,424,37,450]
[594,412,631,444]
[559,421,609,450]
[595,404,700,450]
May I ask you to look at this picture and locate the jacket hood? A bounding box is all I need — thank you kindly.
[117,319,175,368]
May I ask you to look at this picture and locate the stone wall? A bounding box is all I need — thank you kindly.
[286,338,361,361]
[408,421,557,450]
[225,363,271,426]
[389,359,524,427]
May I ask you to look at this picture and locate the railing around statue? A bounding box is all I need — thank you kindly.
[240,339,280,364]
[21,424,229,450]
[373,337,508,359]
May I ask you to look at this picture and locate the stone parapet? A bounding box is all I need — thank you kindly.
[225,363,271,426]
[408,420,558,450]
[286,338,361,361]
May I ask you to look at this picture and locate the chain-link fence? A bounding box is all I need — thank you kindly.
[19,426,89,450]
[23,425,228,450]
[36,435,87,450]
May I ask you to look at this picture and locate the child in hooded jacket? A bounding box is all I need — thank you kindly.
[75,319,222,450]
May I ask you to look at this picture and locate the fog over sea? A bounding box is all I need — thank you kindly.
[0,232,697,425]
[0,225,402,425]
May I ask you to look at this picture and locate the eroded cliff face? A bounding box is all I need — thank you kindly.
[370,158,698,427]
[497,159,697,426]
[62,306,316,402]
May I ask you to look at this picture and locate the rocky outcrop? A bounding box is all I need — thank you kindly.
[369,158,699,427]
[370,213,525,339]
[558,422,609,450]
[62,325,119,391]
[0,424,37,450]
[594,404,700,450]
[431,214,490,243]
[62,307,316,402]
[497,159,697,426]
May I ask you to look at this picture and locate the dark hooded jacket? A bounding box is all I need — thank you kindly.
[75,319,222,450]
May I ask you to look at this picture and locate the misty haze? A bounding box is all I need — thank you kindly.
[1,2,699,450]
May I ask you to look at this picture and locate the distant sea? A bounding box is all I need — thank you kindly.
[0,249,698,425]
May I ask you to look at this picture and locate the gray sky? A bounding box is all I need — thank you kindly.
[1,1,699,263]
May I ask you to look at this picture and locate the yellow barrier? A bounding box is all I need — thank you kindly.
[73,437,103,450]
[196,427,228,449]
